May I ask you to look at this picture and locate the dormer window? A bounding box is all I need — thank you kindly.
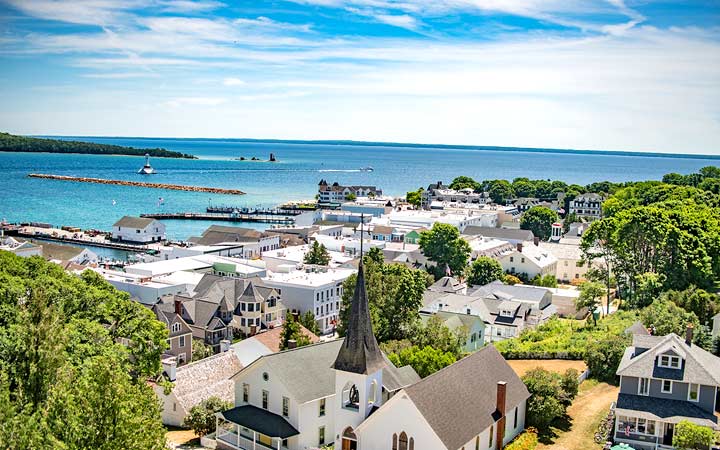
[658,354,681,369]
[500,310,513,317]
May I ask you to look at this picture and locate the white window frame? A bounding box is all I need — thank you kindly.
[661,380,673,394]
[638,377,650,396]
[688,383,700,402]
[658,354,681,369]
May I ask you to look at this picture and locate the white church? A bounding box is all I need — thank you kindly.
[214,248,530,450]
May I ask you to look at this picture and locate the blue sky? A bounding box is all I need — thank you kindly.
[0,0,719,154]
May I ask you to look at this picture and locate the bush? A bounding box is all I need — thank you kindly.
[673,420,717,450]
[387,345,457,378]
[505,428,538,450]
[522,368,578,428]
[184,396,232,436]
[584,335,629,382]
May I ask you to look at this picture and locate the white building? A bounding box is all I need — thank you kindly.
[124,254,266,279]
[318,180,383,206]
[262,244,355,271]
[91,267,204,305]
[538,241,589,283]
[712,312,720,339]
[422,181,490,208]
[0,237,43,257]
[569,193,605,220]
[111,216,166,243]
[496,242,558,280]
[41,242,99,265]
[466,236,514,260]
[262,267,355,334]
[381,209,497,233]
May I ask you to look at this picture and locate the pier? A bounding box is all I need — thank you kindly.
[10,226,150,252]
[141,212,295,224]
[28,173,246,195]
[206,205,304,216]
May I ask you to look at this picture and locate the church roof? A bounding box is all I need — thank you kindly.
[332,261,385,375]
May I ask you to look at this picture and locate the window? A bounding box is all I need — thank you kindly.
[638,377,649,396]
[392,434,397,450]
[661,380,673,393]
[489,424,494,448]
[509,256,514,262]
[513,407,518,429]
[688,383,699,402]
[171,323,181,333]
[282,439,288,448]
[399,432,408,450]
[242,383,249,403]
[319,398,326,416]
[262,390,269,409]
[282,397,289,417]
[241,303,246,311]
[475,436,480,450]
[318,426,325,446]
[248,303,255,312]
[659,354,681,369]
[637,418,647,434]
[179,335,185,347]
[240,318,246,326]
[521,257,525,263]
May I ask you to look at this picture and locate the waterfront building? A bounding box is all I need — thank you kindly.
[187,225,281,259]
[41,241,98,265]
[569,193,605,220]
[422,181,490,209]
[111,215,166,243]
[317,180,383,207]
[0,236,43,257]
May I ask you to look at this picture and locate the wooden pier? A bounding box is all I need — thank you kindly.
[14,232,150,252]
[28,173,246,195]
[206,205,304,216]
[141,212,295,224]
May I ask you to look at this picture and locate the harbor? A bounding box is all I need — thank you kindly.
[140,211,296,224]
[27,173,246,195]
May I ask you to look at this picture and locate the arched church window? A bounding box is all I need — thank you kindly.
[399,432,408,450]
[409,437,414,450]
[392,433,397,450]
[343,427,357,440]
[368,380,377,406]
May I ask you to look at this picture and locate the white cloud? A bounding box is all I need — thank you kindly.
[223,77,245,86]
[165,96,228,107]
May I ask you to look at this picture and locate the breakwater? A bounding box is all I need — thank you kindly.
[28,174,245,195]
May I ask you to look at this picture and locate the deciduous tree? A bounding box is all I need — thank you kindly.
[466,256,503,286]
[419,223,471,277]
[184,396,232,437]
[520,206,558,241]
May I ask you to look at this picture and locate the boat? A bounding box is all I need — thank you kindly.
[360,166,374,172]
[137,153,155,174]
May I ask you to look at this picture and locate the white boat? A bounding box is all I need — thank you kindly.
[360,166,374,172]
[138,153,155,174]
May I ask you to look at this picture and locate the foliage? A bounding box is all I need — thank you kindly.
[494,313,638,360]
[338,258,432,341]
[183,396,232,436]
[386,345,457,378]
[522,368,578,428]
[672,420,717,450]
[0,131,195,159]
[0,251,167,449]
[466,256,503,286]
[304,241,331,266]
[639,299,700,339]
[520,206,558,241]
[299,311,320,336]
[344,192,357,201]
[630,272,666,309]
[449,176,481,191]
[503,274,522,285]
[191,341,215,362]
[504,428,538,450]
[530,274,558,288]
[412,315,468,357]
[487,179,515,204]
[419,222,471,277]
[562,212,578,231]
[405,188,423,208]
[575,281,605,324]
[279,314,311,350]
[661,286,720,326]
[584,335,629,382]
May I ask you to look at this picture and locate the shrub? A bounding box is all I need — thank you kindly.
[184,396,232,436]
[504,428,538,450]
[673,420,717,450]
[584,335,629,382]
[522,368,576,428]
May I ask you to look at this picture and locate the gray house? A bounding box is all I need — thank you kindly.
[614,330,720,450]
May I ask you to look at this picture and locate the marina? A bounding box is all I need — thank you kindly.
[140,211,296,224]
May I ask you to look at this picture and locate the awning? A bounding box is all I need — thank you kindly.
[219,405,300,439]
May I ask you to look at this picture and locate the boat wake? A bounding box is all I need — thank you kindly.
[318,169,363,173]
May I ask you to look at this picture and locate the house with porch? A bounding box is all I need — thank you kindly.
[613,329,720,450]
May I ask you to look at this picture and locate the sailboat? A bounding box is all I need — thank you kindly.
[138,153,155,174]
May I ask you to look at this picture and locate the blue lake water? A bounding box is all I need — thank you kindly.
[0,137,717,240]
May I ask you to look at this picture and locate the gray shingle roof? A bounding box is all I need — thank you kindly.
[404,345,530,450]
[172,351,243,412]
[39,242,85,261]
[468,280,548,304]
[617,333,720,386]
[112,215,155,229]
[624,321,650,336]
[463,226,534,241]
[615,393,718,429]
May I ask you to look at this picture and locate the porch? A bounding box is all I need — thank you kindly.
[216,405,299,450]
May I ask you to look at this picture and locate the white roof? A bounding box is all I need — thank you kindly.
[124,254,266,277]
[509,244,558,268]
[262,244,353,266]
[230,338,273,367]
[538,241,583,260]
[263,267,355,287]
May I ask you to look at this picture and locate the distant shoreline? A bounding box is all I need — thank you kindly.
[37,135,720,160]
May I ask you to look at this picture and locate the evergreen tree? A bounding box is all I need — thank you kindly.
[304,241,331,266]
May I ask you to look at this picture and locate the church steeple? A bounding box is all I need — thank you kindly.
[333,215,384,375]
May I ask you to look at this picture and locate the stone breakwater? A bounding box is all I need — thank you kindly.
[28,174,246,195]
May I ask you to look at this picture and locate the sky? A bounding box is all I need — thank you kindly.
[0,1,719,155]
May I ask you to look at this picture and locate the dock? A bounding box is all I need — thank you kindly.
[141,212,295,224]
[206,205,304,216]
[11,228,150,252]
[28,173,246,195]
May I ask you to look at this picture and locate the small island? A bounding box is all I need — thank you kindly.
[0,132,197,159]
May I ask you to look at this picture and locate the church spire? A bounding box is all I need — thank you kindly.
[333,215,384,374]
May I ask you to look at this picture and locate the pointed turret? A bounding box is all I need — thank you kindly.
[333,216,384,375]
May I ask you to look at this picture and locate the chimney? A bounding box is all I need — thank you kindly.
[516,242,523,253]
[174,299,182,315]
[496,381,507,450]
[685,324,694,346]
[162,356,177,382]
[287,339,297,349]
[220,339,231,353]
[533,236,539,246]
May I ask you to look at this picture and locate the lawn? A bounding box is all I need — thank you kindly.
[537,380,619,450]
[507,359,587,378]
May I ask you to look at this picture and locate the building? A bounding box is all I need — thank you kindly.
[262,267,355,334]
[569,193,605,220]
[0,236,42,257]
[466,236,515,260]
[613,329,720,450]
[713,312,720,338]
[154,349,242,427]
[92,267,203,305]
[152,301,193,365]
[41,242,98,265]
[215,251,529,450]
[318,180,383,207]
[496,242,558,281]
[111,216,166,243]
[187,225,281,258]
[420,311,485,352]
[463,226,534,245]
[262,244,355,271]
[538,241,589,283]
[124,254,266,279]
[230,324,320,366]
[422,181,490,209]
[341,198,394,217]
[383,209,497,233]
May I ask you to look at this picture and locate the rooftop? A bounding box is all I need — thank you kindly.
[263,267,355,287]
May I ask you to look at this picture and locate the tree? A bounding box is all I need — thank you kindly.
[662,286,720,325]
[386,346,457,378]
[279,314,311,350]
[576,281,605,325]
[503,274,522,285]
[530,274,557,288]
[299,311,320,336]
[522,368,574,428]
[584,335,628,382]
[192,341,215,362]
[419,223,471,277]
[672,420,717,450]
[449,176,480,191]
[183,397,232,436]
[520,206,558,241]
[364,246,385,265]
[631,272,666,309]
[344,192,356,201]
[304,241,331,266]
[412,315,467,357]
[488,179,515,204]
[512,179,536,198]
[406,188,423,208]
[466,256,503,286]
[640,299,701,338]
